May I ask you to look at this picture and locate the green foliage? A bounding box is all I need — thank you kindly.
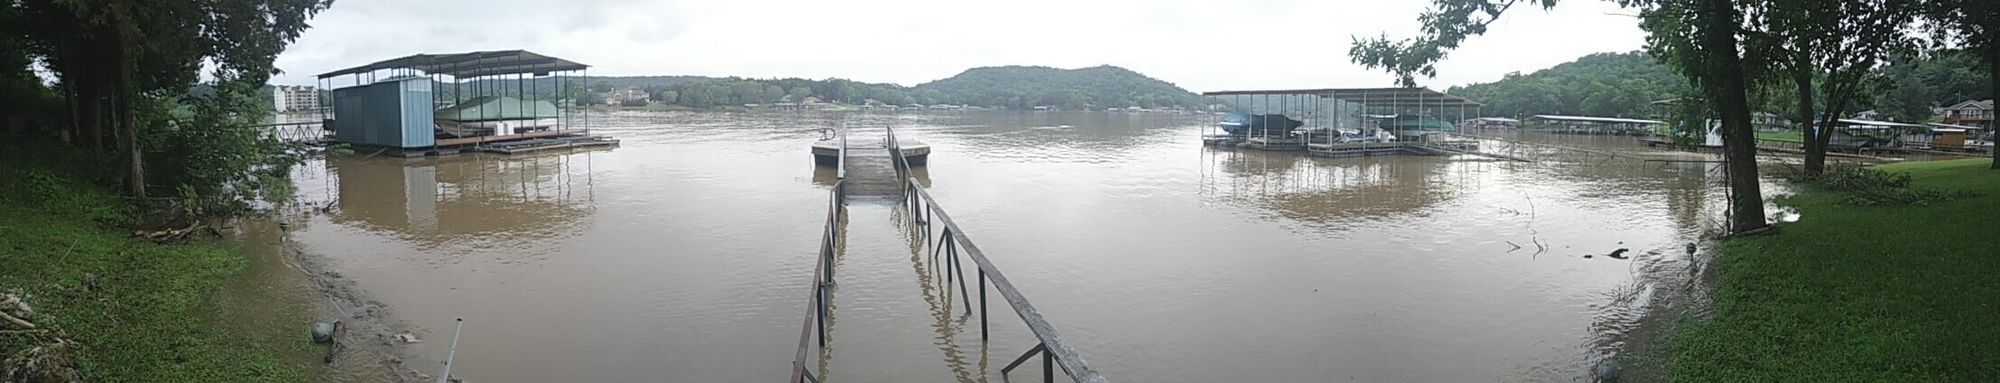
[564,65,1198,110]
[1869,50,1993,122]
[141,79,297,215]
[1448,52,1689,118]
[913,65,1201,109]
[1783,163,1978,205]
[0,144,305,382]
[1672,159,2000,380]
[1348,0,1561,86]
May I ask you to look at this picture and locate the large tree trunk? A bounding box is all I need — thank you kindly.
[1794,72,1824,176]
[61,78,76,145]
[79,81,102,150]
[1989,42,1998,170]
[1704,0,1769,233]
[112,39,143,198]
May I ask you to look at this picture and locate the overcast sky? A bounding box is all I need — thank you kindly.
[271,0,1647,91]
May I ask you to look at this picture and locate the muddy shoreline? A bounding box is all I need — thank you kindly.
[249,203,446,383]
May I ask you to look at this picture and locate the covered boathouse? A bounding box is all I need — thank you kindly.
[315,50,617,157]
[1199,87,1485,157]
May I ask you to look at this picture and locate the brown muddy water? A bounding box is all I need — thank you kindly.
[272,110,1775,382]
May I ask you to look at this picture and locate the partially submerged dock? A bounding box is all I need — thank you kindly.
[313,50,617,158]
[1199,87,1507,160]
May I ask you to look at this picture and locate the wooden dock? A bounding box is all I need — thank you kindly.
[841,127,904,196]
[474,135,619,154]
[1305,142,1410,158]
[1243,136,1305,150]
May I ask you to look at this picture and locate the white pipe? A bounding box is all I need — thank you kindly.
[437,318,464,383]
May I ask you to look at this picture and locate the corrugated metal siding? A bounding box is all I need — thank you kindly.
[332,77,434,148]
[400,79,435,148]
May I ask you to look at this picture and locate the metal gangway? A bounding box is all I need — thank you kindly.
[788,127,1105,383]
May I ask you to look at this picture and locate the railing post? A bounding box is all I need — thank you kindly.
[815,282,827,348]
[979,270,988,340]
[1044,348,1055,383]
[952,241,971,314]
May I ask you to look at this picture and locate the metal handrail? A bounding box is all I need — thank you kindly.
[886,127,1107,383]
[790,131,848,383]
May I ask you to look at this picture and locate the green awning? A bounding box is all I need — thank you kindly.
[436,96,559,122]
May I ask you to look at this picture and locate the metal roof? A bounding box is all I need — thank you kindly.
[1927,122,1986,131]
[1835,119,1927,128]
[1201,87,1483,107]
[317,50,589,79]
[1532,115,1666,125]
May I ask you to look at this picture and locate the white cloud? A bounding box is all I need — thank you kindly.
[273,0,1647,91]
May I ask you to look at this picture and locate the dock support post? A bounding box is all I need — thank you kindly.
[952,242,971,315]
[979,270,988,340]
[1044,347,1055,383]
[815,281,827,348]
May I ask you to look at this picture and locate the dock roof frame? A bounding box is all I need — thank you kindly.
[317,50,589,80]
[1201,87,1483,107]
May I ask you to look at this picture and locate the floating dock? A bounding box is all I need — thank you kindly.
[475,135,619,154]
[1199,87,1490,160]
[813,133,929,167]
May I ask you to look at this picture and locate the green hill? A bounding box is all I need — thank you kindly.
[1447,51,1689,119]
[913,65,1200,109]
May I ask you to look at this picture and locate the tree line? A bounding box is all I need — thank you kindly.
[1354,0,1997,234]
[589,65,1203,110]
[1448,52,1692,119]
[1448,49,1993,124]
[0,0,333,204]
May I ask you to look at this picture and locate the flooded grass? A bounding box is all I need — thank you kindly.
[1669,159,1999,381]
[0,144,307,382]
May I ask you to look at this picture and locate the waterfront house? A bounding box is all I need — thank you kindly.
[1942,99,1993,130]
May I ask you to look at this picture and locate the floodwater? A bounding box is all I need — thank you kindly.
[279,110,1758,382]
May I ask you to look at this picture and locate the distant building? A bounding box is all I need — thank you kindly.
[1752,112,1793,131]
[602,87,650,105]
[273,85,317,112]
[1942,99,1993,130]
[1851,110,1881,121]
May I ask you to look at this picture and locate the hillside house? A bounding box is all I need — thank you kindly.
[1942,99,1992,130]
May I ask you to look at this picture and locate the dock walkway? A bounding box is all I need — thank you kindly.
[842,128,903,196]
[790,127,1104,383]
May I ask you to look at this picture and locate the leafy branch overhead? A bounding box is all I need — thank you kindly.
[1349,0,1558,87]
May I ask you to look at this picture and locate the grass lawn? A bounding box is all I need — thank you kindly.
[1756,131,1804,142]
[0,143,307,382]
[1669,158,1999,381]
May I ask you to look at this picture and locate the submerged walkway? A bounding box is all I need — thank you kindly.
[841,128,902,196]
[819,204,967,381]
[791,127,1104,383]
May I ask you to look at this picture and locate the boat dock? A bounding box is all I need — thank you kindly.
[1198,87,1508,160]
[790,127,1104,383]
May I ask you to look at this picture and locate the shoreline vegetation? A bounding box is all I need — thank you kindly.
[1668,158,1998,380]
[0,142,315,382]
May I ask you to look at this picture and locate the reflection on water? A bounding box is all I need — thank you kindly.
[278,110,1767,382]
[327,152,598,247]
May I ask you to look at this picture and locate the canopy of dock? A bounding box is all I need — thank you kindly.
[314,50,598,152]
[318,50,590,82]
[1530,115,1666,125]
[1198,87,1486,140]
[1202,87,1483,107]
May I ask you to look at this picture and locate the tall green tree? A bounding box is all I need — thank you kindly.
[1352,0,1771,233]
[1922,0,2000,169]
[18,0,333,197]
[1747,0,1918,176]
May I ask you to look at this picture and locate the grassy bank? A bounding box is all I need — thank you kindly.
[1669,159,1998,381]
[1755,131,1804,142]
[0,143,305,381]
